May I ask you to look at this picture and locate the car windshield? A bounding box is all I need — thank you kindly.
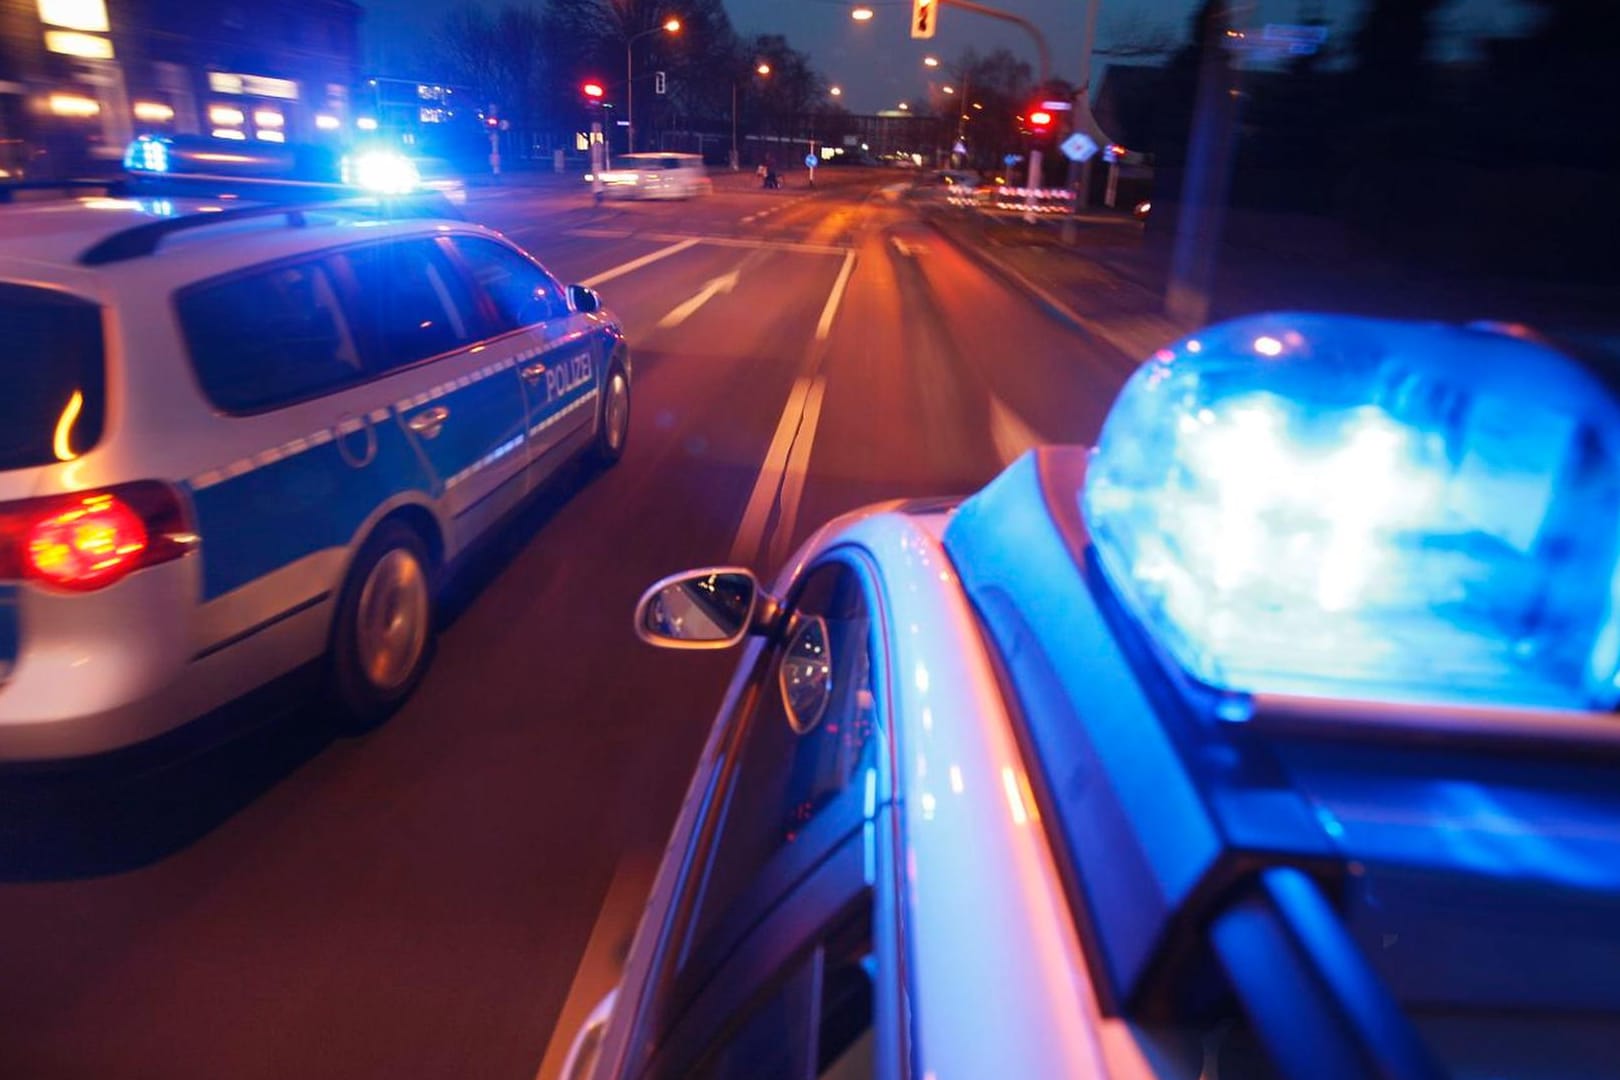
[0,283,105,471]
[3,3,1617,1079]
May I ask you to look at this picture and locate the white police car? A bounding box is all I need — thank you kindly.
[0,140,631,762]
[560,314,1620,1079]
[594,154,712,200]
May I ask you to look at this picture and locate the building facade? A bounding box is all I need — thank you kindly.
[0,0,360,177]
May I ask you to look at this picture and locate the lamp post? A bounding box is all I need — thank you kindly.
[731,61,770,171]
[627,16,680,154]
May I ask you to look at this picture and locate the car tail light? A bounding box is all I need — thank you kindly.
[0,482,195,593]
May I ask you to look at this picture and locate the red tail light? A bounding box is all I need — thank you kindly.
[0,482,195,592]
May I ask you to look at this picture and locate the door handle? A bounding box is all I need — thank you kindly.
[520,362,547,385]
[407,405,449,439]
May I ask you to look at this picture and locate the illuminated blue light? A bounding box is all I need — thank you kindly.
[1082,314,1620,711]
[123,135,170,174]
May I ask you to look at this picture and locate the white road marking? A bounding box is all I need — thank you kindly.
[891,235,914,257]
[579,237,701,288]
[731,376,814,565]
[767,375,828,567]
[988,394,1045,467]
[656,269,741,328]
[815,251,858,340]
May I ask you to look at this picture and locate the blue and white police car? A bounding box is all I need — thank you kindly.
[560,314,1620,1079]
[0,139,630,762]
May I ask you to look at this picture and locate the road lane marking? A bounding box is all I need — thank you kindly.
[815,251,858,340]
[891,235,914,257]
[563,227,635,239]
[579,237,701,288]
[988,394,1045,467]
[767,376,828,567]
[731,376,814,565]
[656,269,741,328]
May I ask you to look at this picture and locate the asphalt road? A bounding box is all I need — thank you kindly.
[0,167,1139,1080]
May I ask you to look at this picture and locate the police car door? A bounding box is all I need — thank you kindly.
[446,236,598,472]
[337,235,529,539]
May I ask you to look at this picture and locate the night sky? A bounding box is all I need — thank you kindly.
[362,0,1528,114]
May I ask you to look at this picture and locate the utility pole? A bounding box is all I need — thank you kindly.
[1165,1,1243,326]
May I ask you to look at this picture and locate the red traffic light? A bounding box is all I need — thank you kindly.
[582,82,605,99]
[1029,110,1053,128]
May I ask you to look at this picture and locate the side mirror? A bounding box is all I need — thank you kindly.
[569,284,602,314]
[779,614,832,735]
[635,567,761,650]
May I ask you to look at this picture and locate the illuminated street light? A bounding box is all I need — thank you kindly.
[898,102,910,111]
[924,56,940,68]
[942,85,955,95]
[851,6,875,22]
[627,17,682,152]
[830,86,843,97]
[756,62,772,75]
[972,102,984,110]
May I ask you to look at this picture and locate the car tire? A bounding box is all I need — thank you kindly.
[591,360,631,467]
[328,520,436,732]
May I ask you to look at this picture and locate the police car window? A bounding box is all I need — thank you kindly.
[335,238,475,372]
[178,258,363,414]
[450,237,568,331]
[0,284,105,469]
[679,915,875,1080]
[683,560,878,966]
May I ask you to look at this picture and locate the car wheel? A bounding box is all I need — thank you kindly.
[591,361,631,466]
[328,520,436,731]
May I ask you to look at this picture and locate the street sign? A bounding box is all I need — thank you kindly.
[911,0,937,39]
[1003,153,1023,166]
[805,153,818,169]
[1060,132,1098,163]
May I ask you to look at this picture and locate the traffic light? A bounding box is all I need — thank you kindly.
[582,81,605,100]
[654,71,667,95]
[911,0,937,40]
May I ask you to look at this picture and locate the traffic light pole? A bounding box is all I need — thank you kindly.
[939,0,1050,85]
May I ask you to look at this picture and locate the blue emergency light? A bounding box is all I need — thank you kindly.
[1082,314,1620,711]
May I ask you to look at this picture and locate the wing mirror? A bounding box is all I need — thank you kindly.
[634,567,778,650]
[569,284,602,314]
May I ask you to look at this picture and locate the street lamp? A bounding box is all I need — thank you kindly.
[923,56,940,68]
[732,61,770,170]
[626,16,680,153]
[851,5,874,21]
[942,85,955,94]
[829,86,842,97]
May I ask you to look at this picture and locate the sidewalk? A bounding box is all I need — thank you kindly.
[924,201,1618,364]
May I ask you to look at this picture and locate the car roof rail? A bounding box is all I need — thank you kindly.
[0,178,128,203]
[76,193,461,266]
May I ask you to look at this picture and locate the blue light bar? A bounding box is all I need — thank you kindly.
[123,135,170,174]
[1082,314,1620,711]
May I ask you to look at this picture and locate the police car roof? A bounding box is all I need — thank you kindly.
[0,192,475,282]
[941,324,1620,1015]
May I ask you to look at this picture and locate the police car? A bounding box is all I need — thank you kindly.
[0,138,630,762]
[560,315,1620,1079]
